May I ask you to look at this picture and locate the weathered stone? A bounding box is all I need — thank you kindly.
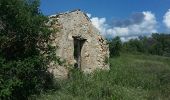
[48,10,110,79]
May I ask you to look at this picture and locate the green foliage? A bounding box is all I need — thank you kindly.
[109,36,122,57]
[123,39,145,53]
[0,0,56,99]
[104,56,109,64]
[122,33,170,57]
[149,33,170,56]
[36,53,170,100]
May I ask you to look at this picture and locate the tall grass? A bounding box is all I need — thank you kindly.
[35,53,170,100]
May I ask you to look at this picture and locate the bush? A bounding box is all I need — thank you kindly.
[0,0,56,99]
[109,36,122,57]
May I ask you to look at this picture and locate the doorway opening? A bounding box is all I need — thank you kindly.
[73,36,86,69]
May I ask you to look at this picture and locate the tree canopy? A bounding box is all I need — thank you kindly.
[0,0,55,99]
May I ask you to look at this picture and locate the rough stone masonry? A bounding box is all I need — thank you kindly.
[48,10,110,79]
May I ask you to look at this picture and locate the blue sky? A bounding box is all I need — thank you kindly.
[40,0,170,40]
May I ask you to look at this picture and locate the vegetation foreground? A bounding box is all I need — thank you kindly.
[35,53,170,100]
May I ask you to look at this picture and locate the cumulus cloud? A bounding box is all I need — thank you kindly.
[86,13,92,18]
[163,9,170,29]
[90,17,108,36]
[88,11,158,41]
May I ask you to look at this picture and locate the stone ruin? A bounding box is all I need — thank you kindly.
[48,10,110,79]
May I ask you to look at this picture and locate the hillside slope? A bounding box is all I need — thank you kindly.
[35,53,170,100]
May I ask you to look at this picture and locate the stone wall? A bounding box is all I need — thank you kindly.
[48,10,110,79]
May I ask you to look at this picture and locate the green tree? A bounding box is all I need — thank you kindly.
[109,36,122,57]
[0,0,56,99]
[150,33,170,56]
[122,33,170,56]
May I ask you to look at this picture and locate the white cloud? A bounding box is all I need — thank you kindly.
[163,9,170,29]
[88,11,158,41]
[86,13,91,18]
[120,36,139,42]
[90,17,107,36]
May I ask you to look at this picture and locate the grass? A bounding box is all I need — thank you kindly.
[34,53,170,100]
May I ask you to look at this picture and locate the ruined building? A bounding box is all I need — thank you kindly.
[48,10,110,79]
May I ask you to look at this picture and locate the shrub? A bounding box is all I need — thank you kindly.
[0,0,56,99]
[109,36,122,57]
